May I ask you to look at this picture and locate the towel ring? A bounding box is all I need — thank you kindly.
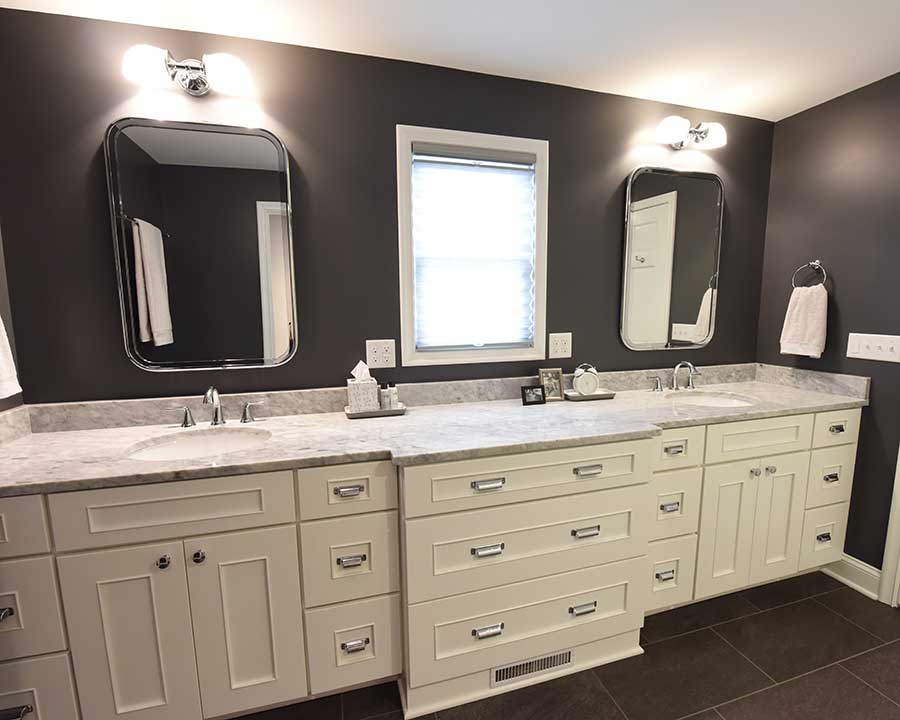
[791,260,827,288]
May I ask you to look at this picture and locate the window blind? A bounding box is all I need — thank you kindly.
[410,152,538,351]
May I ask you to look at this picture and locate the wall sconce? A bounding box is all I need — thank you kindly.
[655,115,727,150]
[122,45,255,97]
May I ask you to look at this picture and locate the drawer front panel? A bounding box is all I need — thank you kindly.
[0,495,50,559]
[647,535,697,612]
[650,426,706,472]
[48,471,296,551]
[301,510,400,607]
[305,593,402,694]
[403,440,653,518]
[407,557,646,688]
[405,484,651,604]
[0,653,80,720]
[0,556,66,661]
[813,409,861,448]
[705,415,813,464]
[799,503,849,571]
[297,461,398,520]
[650,467,702,541]
[807,445,857,509]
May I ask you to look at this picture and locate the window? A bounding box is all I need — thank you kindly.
[396,125,548,366]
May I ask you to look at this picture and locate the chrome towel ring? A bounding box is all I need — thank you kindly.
[791,259,827,288]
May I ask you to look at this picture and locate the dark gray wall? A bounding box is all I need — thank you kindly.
[759,71,900,568]
[0,226,21,412]
[0,8,773,403]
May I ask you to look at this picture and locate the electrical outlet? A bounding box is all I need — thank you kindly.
[846,333,900,362]
[365,339,396,368]
[548,332,573,359]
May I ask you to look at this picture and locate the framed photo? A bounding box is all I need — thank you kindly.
[538,368,564,401]
[521,385,546,406]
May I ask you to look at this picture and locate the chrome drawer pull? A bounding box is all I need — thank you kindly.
[334,484,365,498]
[824,473,841,484]
[472,622,504,640]
[471,477,506,492]
[471,543,505,558]
[0,705,33,720]
[663,443,685,456]
[0,608,14,623]
[572,464,604,478]
[655,569,676,582]
[659,501,681,514]
[336,553,367,568]
[341,638,370,654]
[817,532,832,543]
[829,423,846,434]
[569,601,597,617]
[571,525,601,539]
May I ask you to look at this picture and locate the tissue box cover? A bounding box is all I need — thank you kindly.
[347,378,380,412]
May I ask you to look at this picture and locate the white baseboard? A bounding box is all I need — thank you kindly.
[821,554,882,602]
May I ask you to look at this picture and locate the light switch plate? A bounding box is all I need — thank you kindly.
[846,333,900,362]
[365,339,396,368]
[548,332,573,359]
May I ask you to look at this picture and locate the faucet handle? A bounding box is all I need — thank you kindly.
[687,367,702,390]
[240,401,265,424]
[174,406,196,428]
[647,376,664,392]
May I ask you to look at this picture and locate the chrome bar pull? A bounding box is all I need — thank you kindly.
[824,472,841,484]
[817,532,833,543]
[0,608,14,623]
[472,622,504,640]
[655,569,676,582]
[334,484,365,498]
[659,501,681,514]
[471,477,506,492]
[829,423,846,435]
[663,443,686,456]
[569,601,597,617]
[336,553,367,568]
[572,464,604,478]
[571,525,601,539]
[471,542,505,558]
[341,638,370,654]
[0,705,33,720]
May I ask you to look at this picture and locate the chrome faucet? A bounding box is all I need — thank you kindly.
[203,386,226,425]
[672,362,701,391]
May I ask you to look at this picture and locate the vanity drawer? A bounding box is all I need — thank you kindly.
[406,557,646,688]
[705,415,813,464]
[0,556,67,661]
[650,426,706,472]
[48,471,296,551]
[647,534,697,612]
[0,653,80,720]
[405,484,652,603]
[807,445,857,509]
[798,502,849,571]
[0,495,50,559]
[813,409,861,448]
[402,439,653,518]
[305,593,402,694]
[650,467,702,541]
[300,510,400,608]
[297,461,398,520]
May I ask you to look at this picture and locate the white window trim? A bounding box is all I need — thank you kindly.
[396,124,548,367]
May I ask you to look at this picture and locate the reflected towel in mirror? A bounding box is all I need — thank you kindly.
[132,218,174,346]
[780,284,827,358]
[0,316,21,399]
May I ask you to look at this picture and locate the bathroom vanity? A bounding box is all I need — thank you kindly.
[0,375,866,719]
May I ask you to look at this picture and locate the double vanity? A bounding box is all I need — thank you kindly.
[0,367,867,720]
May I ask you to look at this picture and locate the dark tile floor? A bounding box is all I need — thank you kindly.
[242,572,900,720]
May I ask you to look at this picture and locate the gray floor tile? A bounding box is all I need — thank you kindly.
[737,572,842,610]
[817,588,900,641]
[642,593,759,644]
[343,682,403,720]
[240,693,341,719]
[843,640,900,703]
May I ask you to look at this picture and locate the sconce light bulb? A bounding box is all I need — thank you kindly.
[655,115,691,146]
[122,44,171,89]
[693,122,727,150]
[203,53,256,97]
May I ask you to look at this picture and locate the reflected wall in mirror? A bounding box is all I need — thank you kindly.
[621,167,723,350]
[105,118,297,371]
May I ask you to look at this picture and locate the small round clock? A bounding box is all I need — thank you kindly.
[572,363,601,395]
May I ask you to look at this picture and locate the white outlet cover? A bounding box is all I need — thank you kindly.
[548,332,573,359]
[847,332,900,363]
[365,339,396,368]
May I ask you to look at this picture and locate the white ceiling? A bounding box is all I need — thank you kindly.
[6,0,900,121]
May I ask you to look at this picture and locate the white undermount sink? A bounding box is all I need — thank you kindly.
[664,390,756,408]
[128,426,272,461]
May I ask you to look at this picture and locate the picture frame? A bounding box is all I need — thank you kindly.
[521,385,547,406]
[538,368,564,401]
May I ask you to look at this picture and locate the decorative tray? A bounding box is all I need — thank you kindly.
[564,389,616,401]
[344,403,408,419]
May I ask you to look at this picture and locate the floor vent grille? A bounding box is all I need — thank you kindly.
[492,650,573,687]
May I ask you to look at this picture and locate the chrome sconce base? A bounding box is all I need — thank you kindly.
[165,53,210,96]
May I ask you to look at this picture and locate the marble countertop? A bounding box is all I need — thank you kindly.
[0,381,867,496]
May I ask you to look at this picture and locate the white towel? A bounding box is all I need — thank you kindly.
[780,284,827,358]
[693,287,715,341]
[0,315,22,399]
[132,219,174,346]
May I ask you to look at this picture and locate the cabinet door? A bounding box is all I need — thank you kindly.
[57,541,201,720]
[185,525,308,718]
[695,460,759,599]
[749,451,810,585]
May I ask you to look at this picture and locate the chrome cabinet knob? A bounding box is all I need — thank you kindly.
[765,465,778,474]
[750,467,762,477]
[156,555,172,570]
[192,550,206,564]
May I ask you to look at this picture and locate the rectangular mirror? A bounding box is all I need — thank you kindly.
[105,118,297,371]
[620,166,723,350]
